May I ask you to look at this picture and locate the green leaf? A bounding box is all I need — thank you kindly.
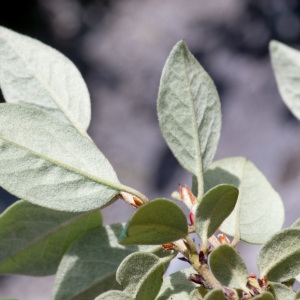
[204,157,284,244]
[53,224,159,300]
[0,104,121,212]
[294,290,300,300]
[269,282,295,300]
[209,244,248,290]
[94,291,134,300]
[257,228,300,282]
[119,198,188,245]
[291,218,300,229]
[195,184,238,248]
[203,289,225,300]
[116,252,170,300]
[252,292,275,300]
[0,26,91,133]
[270,40,300,121]
[189,288,208,300]
[156,267,197,300]
[0,200,102,276]
[157,40,221,188]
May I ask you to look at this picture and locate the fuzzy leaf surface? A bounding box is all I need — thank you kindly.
[0,104,120,212]
[116,252,169,300]
[270,40,300,120]
[257,228,300,281]
[0,26,91,132]
[156,267,196,300]
[203,289,225,300]
[252,292,275,300]
[0,200,102,275]
[195,184,238,247]
[268,282,295,300]
[291,218,300,229]
[295,290,300,300]
[53,224,163,300]
[189,288,209,300]
[94,291,134,300]
[157,40,221,183]
[204,157,284,244]
[119,198,188,245]
[210,244,248,290]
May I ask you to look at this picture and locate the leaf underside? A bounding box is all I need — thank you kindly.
[53,224,161,300]
[0,26,91,132]
[270,40,300,121]
[0,104,120,212]
[0,200,102,275]
[204,157,284,244]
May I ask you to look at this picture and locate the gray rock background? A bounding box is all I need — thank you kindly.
[1,0,300,298]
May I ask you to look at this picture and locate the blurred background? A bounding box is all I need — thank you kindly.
[1,0,300,298]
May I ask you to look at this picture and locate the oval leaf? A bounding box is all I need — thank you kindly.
[0,200,102,276]
[0,104,121,211]
[204,157,284,244]
[0,26,91,132]
[119,198,188,245]
[53,224,152,300]
[203,289,225,300]
[268,282,295,300]
[210,244,248,290]
[156,267,197,300]
[117,252,167,300]
[157,40,221,183]
[94,291,134,300]
[195,184,238,248]
[257,228,300,281]
[270,40,300,120]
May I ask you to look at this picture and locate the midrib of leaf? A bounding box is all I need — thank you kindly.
[201,190,232,248]
[0,210,96,265]
[3,37,91,140]
[222,255,248,292]
[182,47,204,198]
[0,135,123,192]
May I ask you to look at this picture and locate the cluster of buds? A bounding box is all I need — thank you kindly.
[188,273,209,288]
[198,245,212,264]
[246,273,268,297]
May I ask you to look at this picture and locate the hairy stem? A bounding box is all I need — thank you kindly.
[185,235,223,289]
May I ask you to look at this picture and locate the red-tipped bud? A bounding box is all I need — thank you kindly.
[218,233,230,244]
[162,243,174,251]
[120,192,143,208]
[189,212,194,226]
[178,184,196,210]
